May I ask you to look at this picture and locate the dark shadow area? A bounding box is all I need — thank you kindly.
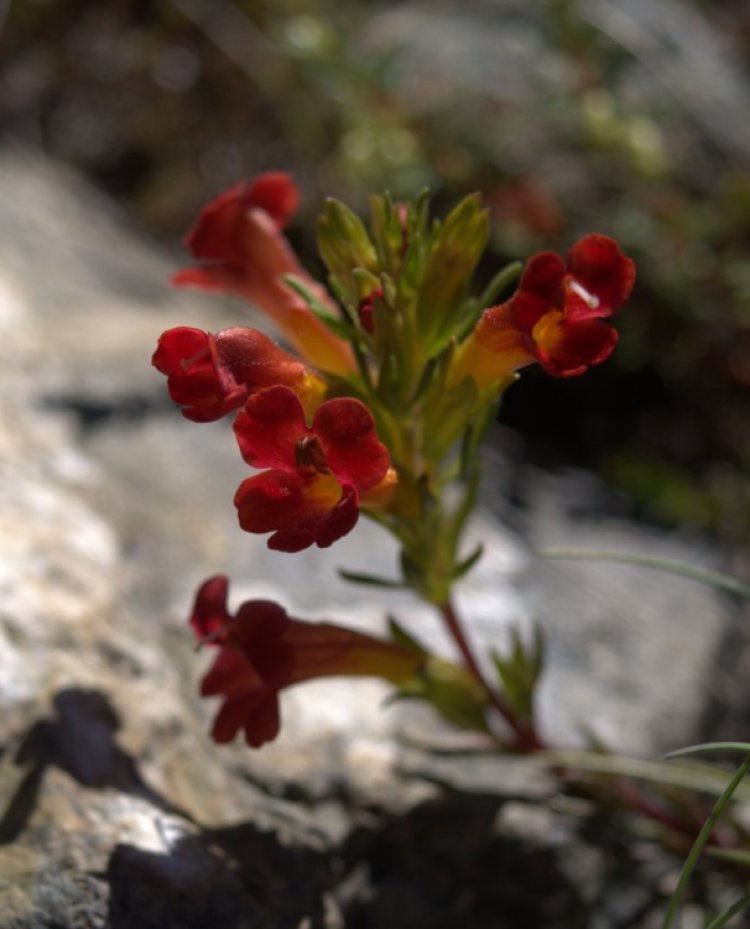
[105,828,335,929]
[41,391,172,433]
[0,687,192,844]
[339,791,590,929]
[104,790,599,929]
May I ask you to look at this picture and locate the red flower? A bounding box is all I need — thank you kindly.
[233,385,390,552]
[151,326,324,422]
[190,576,422,746]
[172,174,354,376]
[453,235,635,386]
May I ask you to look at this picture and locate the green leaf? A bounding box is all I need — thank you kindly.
[446,465,482,558]
[415,192,489,349]
[703,892,750,929]
[282,274,358,342]
[666,742,750,759]
[492,626,545,721]
[421,376,479,462]
[537,548,750,600]
[397,655,490,733]
[451,544,484,581]
[352,266,382,302]
[376,351,401,407]
[388,616,428,655]
[369,192,404,274]
[317,198,378,303]
[458,388,504,477]
[660,751,750,929]
[478,260,523,310]
[705,848,750,868]
[338,569,406,589]
[532,750,750,799]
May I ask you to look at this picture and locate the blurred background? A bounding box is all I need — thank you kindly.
[2,0,749,541]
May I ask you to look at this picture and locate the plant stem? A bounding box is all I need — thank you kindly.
[439,598,544,751]
[704,892,750,929]
[660,752,750,929]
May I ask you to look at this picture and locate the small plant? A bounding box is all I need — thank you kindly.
[153,173,750,915]
[153,171,634,749]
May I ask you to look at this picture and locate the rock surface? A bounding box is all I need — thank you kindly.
[0,148,743,927]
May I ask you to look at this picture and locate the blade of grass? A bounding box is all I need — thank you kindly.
[705,893,750,929]
[660,752,750,929]
[538,548,750,600]
[666,742,750,759]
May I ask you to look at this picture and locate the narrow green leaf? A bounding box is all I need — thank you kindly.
[704,892,750,929]
[388,616,428,655]
[317,198,378,302]
[338,569,406,589]
[451,544,484,580]
[531,750,750,799]
[666,742,750,759]
[478,260,523,310]
[538,548,750,600]
[660,752,750,929]
[446,464,482,557]
[705,848,750,868]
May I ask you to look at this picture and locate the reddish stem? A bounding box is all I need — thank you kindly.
[439,598,544,751]
[438,605,734,851]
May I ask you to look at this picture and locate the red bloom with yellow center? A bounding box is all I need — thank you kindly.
[172,173,354,376]
[233,385,391,552]
[152,326,324,422]
[191,576,422,746]
[453,234,635,387]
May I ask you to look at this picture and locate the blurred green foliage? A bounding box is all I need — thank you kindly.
[2,0,750,537]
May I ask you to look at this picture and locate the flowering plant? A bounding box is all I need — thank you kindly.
[154,171,635,751]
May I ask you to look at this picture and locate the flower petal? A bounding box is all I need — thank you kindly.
[532,311,618,377]
[152,327,248,423]
[211,688,281,747]
[201,646,260,697]
[565,234,636,319]
[475,303,536,368]
[216,327,309,393]
[170,266,239,292]
[512,251,566,331]
[151,327,207,375]
[246,172,299,229]
[233,386,308,471]
[190,575,232,642]
[234,470,358,552]
[313,398,390,491]
[184,182,246,263]
[234,600,295,688]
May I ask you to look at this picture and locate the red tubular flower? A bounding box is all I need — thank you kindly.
[172,174,354,376]
[190,576,422,746]
[151,326,325,422]
[452,234,635,387]
[233,385,390,552]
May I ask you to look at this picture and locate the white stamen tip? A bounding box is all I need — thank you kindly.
[569,280,600,309]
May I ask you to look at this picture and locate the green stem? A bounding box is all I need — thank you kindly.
[705,893,750,929]
[660,752,750,929]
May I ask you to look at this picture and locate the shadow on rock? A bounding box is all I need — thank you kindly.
[104,793,590,929]
[106,827,337,929]
[0,687,191,843]
[339,790,591,929]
